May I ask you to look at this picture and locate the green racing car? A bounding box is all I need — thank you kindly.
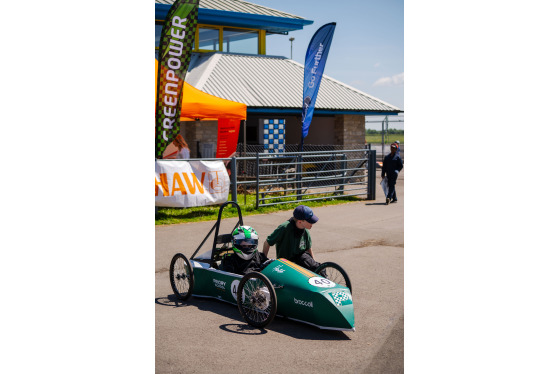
[169,202,354,331]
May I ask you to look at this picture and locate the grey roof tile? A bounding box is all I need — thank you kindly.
[186,53,401,113]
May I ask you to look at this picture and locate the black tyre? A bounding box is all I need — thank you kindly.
[169,253,194,300]
[237,272,277,328]
[315,262,352,293]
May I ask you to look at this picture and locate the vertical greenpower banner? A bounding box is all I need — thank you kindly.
[155,0,199,159]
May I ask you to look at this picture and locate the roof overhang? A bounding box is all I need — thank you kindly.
[155,4,313,33]
[246,108,402,116]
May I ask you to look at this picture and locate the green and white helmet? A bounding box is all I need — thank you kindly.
[231,226,259,260]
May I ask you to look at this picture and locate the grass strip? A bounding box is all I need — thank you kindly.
[155,193,361,225]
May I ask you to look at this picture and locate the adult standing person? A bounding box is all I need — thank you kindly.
[173,134,190,159]
[263,205,322,273]
[381,143,403,205]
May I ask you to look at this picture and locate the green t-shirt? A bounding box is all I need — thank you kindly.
[266,219,312,261]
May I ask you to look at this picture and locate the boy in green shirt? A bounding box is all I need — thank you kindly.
[263,205,322,273]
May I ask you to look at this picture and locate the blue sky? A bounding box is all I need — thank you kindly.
[250,0,404,129]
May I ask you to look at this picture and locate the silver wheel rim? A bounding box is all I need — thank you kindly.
[173,257,191,296]
[240,278,272,324]
[323,267,347,288]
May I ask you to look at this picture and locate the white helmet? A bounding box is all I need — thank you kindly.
[231,226,259,260]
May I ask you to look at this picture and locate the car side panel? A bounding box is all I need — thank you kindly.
[262,259,354,330]
[191,260,243,304]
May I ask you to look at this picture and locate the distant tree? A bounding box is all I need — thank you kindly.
[366,129,403,135]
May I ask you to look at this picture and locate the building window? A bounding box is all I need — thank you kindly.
[222,28,258,54]
[155,23,265,57]
[198,26,220,51]
[155,23,163,59]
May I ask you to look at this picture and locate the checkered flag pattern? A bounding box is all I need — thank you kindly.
[330,291,352,306]
[263,119,285,154]
[155,0,199,158]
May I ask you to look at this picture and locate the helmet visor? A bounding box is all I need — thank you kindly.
[234,238,258,254]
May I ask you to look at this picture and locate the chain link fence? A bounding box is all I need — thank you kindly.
[235,144,370,180]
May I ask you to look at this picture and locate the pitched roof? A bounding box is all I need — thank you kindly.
[186,52,401,114]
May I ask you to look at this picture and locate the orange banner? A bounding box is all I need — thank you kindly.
[216,118,240,158]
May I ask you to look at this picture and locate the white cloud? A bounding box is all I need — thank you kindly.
[373,72,404,87]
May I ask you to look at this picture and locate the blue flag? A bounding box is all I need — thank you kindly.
[301,22,336,148]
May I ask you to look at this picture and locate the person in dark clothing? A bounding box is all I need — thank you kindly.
[381,143,404,205]
[220,226,269,275]
[220,250,268,275]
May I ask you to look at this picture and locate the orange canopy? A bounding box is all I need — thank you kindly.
[155,59,246,121]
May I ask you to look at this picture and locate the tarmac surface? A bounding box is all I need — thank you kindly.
[155,169,404,374]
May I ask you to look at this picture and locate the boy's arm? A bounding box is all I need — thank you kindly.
[306,248,315,259]
[263,240,271,257]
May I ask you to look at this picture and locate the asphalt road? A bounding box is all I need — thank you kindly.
[155,170,404,374]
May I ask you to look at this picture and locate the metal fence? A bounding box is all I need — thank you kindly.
[234,144,371,178]
[230,147,376,208]
[159,145,378,209]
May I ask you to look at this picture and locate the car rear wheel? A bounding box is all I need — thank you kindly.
[315,262,352,293]
[169,253,194,300]
[237,272,277,328]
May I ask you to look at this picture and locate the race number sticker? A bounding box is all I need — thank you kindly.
[308,277,336,288]
[230,280,240,299]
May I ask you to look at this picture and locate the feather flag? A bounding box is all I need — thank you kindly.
[300,22,336,151]
[155,0,199,159]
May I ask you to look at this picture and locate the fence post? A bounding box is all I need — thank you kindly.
[296,153,302,201]
[256,153,260,208]
[341,153,347,193]
[373,149,376,200]
[366,149,376,200]
[230,157,237,203]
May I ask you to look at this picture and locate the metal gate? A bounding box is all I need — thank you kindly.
[230,149,376,208]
